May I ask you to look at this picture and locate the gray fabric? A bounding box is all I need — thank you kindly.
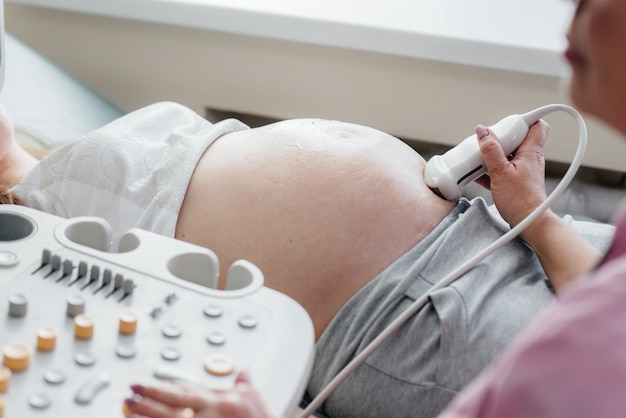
[307,197,615,418]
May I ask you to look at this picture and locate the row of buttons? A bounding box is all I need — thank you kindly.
[4,300,258,372]
[2,248,264,416]
[0,352,238,415]
[1,331,242,414]
[2,301,260,411]
[2,310,139,372]
[34,249,136,302]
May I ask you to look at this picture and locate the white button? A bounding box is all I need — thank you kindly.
[44,369,66,385]
[238,315,258,329]
[0,251,18,267]
[161,348,181,361]
[206,332,227,346]
[161,325,182,339]
[203,305,223,318]
[115,345,136,359]
[8,294,28,317]
[66,294,86,317]
[74,352,96,367]
[28,393,51,409]
[75,373,110,405]
[154,366,199,384]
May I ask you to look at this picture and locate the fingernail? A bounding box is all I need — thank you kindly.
[124,395,141,408]
[476,125,489,139]
[130,384,144,395]
[237,369,251,383]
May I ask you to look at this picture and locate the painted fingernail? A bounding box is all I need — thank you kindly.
[124,395,141,408]
[476,125,489,139]
[130,384,144,395]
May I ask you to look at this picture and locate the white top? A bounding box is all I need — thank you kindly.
[12,102,249,244]
[7,0,576,76]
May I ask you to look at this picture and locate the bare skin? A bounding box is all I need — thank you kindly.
[176,118,455,340]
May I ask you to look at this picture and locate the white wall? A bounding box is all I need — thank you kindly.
[5,1,626,173]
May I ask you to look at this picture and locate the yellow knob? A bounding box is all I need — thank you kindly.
[37,327,57,351]
[2,343,30,372]
[203,354,235,377]
[74,314,95,340]
[0,366,11,392]
[119,311,138,335]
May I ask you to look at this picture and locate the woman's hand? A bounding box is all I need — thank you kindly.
[124,371,278,418]
[475,119,601,292]
[474,120,551,231]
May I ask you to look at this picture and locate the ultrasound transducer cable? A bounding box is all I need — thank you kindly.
[298,104,588,418]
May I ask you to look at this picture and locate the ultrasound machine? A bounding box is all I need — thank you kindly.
[0,4,315,417]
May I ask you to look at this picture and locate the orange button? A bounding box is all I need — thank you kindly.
[37,327,57,351]
[119,311,138,335]
[74,314,95,340]
[0,366,11,392]
[203,354,235,377]
[2,343,30,372]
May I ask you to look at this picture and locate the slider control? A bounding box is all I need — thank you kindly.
[68,261,88,286]
[106,274,124,298]
[33,249,51,273]
[119,279,135,302]
[94,269,112,294]
[81,265,100,290]
[44,255,62,278]
[56,259,74,282]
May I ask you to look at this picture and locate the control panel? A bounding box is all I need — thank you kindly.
[0,205,315,417]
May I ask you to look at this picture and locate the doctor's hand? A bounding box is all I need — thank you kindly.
[474,120,552,232]
[475,119,601,293]
[123,371,278,418]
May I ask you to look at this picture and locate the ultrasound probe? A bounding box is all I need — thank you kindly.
[424,105,564,201]
[298,103,588,418]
